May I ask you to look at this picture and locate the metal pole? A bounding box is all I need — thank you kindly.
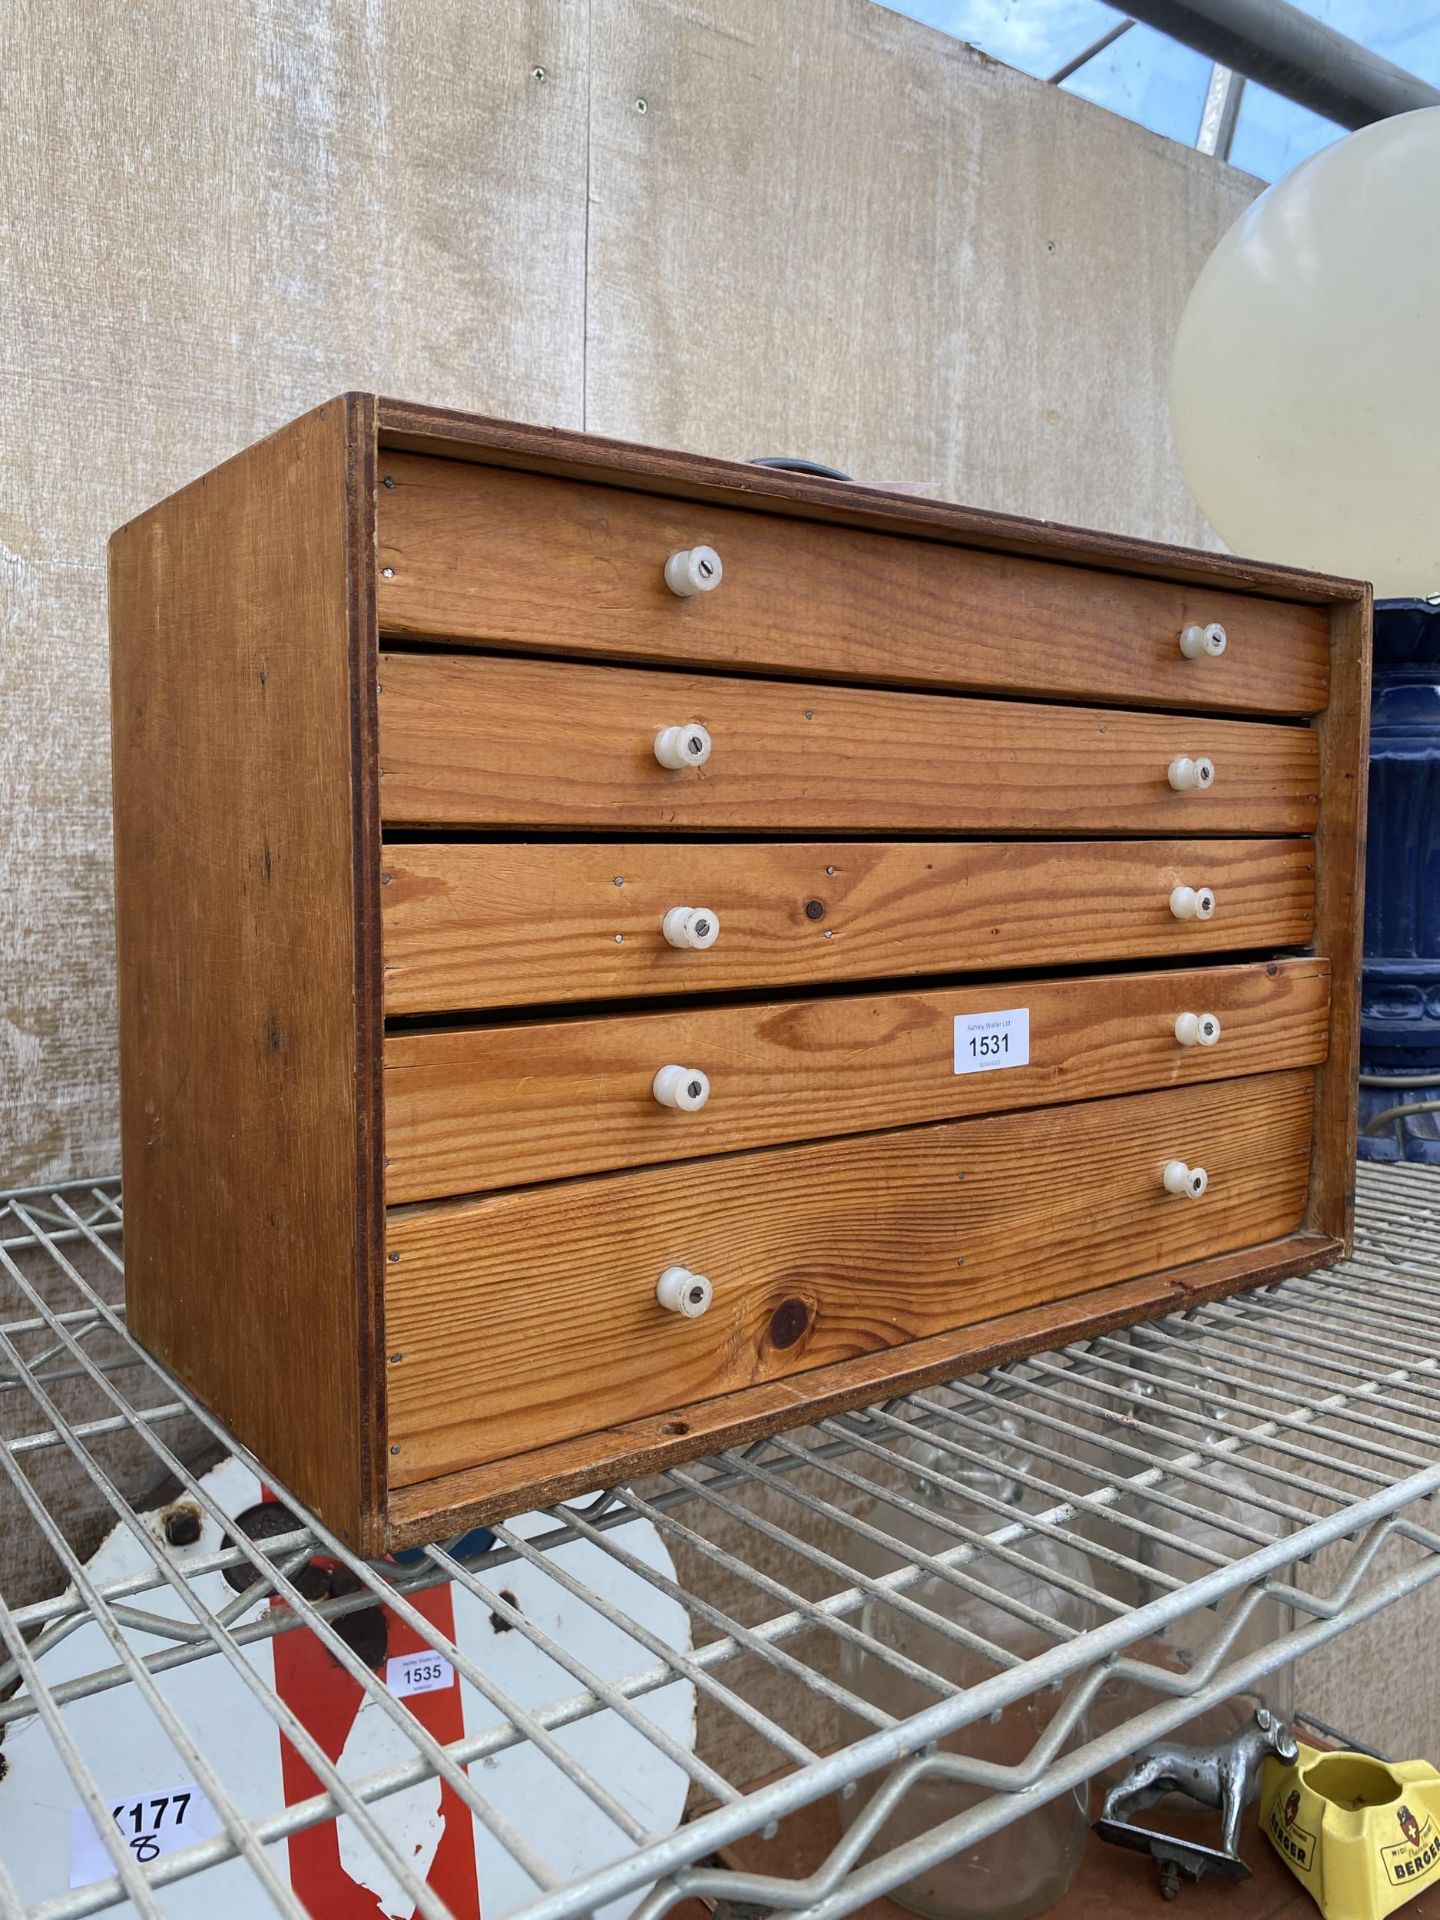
[1196,62,1246,159]
[1049,18,1135,86]
[1120,0,1440,128]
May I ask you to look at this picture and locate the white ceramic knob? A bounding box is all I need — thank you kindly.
[1168,754,1216,792]
[662,906,720,950]
[664,546,723,597]
[653,1064,711,1111]
[1169,884,1216,921]
[657,1265,713,1316]
[1179,621,1228,659]
[1175,1011,1222,1047]
[1162,1159,1209,1199]
[654,723,713,770]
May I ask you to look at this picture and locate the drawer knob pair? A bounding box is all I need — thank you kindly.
[656,1265,714,1316]
[653,1065,711,1111]
[654,723,713,769]
[664,546,724,597]
[1169,884,1216,921]
[1162,1159,1209,1199]
[1174,1011,1222,1047]
[1168,754,1215,792]
[1179,621,1228,659]
[662,905,720,949]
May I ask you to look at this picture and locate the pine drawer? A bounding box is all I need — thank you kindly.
[384,1070,1318,1487]
[375,453,1332,716]
[383,957,1330,1201]
[381,837,1317,1014]
[377,652,1320,835]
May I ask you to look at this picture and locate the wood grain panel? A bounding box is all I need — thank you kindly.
[375,456,1330,716]
[382,836,1316,1014]
[385,1070,1315,1483]
[384,959,1330,1200]
[109,397,384,1553]
[377,655,1320,834]
[385,1228,1341,1543]
[1308,592,1372,1248]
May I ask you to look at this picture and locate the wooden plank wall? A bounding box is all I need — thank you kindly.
[583,0,1259,533]
[2,0,1261,1195]
[0,0,589,1200]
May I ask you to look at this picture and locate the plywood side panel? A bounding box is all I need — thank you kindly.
[381,837,1318,1014]
[109,397,383,1551]
[377,654,1321,834]
[1308,592,1372,1246]
[384,958,1331,1199]
[385,1070,1315,1483]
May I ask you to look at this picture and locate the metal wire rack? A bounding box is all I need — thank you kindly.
[1,1161,1439,1919]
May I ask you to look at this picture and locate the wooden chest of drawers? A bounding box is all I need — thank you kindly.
[109,395,1370,1554]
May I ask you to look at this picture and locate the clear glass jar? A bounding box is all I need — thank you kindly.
[835,1431,1096,1920]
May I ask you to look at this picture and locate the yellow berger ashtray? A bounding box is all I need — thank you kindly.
[1261,1740,1440,1919]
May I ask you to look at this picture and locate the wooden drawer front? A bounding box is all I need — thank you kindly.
[382,837,1316,1015]
[385,1069,1315,1483]
[376,456,1331,716]
[384,959,1329,1201]
[378,655,1320,834]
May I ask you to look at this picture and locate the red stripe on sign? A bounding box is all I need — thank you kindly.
[262,1502,481,1916]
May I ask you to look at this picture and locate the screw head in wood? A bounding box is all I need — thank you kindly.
[657,1266,712,1316]
[653,1064,711,1111]
[1168,754,1215,792]
[1175,1011,1222,1047]
[663,547,721,597]
[1169,884,1216,921]
[1179,621,1227,659]
[654,722,713,768]
[662,905,719,949]
[1162,1159,1208,1198]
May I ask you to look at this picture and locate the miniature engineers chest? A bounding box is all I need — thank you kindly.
[109,395,1370,1553]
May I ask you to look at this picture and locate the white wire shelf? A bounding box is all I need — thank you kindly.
[1,1162,1439,1919]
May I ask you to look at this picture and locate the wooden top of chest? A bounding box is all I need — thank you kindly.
[370,395,1364,602]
